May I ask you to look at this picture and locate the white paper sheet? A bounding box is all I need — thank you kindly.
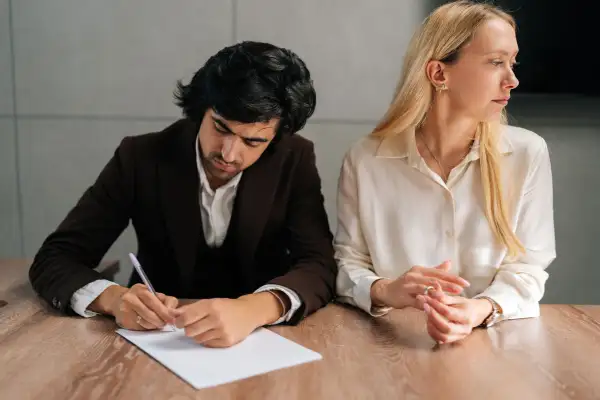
[116,327,322,389]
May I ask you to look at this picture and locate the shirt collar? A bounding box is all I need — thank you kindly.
[374,125,514,165]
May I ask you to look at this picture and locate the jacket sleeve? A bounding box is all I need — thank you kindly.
[267,141,337,324]
[29,137,136,314]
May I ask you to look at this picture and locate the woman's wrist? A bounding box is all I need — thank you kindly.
[370,278,390,308]
[471,298,494,327]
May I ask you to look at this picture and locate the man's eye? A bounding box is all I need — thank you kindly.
[244,139,260,148]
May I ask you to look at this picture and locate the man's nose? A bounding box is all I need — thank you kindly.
[221,136,240,163]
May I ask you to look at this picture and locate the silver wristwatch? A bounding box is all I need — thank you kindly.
[478,296,502,328]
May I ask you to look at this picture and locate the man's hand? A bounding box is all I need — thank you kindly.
[89,284,178,331]
[417,282,493,344]
[173,292,284,348]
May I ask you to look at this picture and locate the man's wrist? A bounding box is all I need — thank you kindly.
[239,291,287,327]
[88,285,128,316]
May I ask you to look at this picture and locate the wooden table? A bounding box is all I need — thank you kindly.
[2,259,599,400]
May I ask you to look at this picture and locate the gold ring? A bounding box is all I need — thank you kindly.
[424,286,434,296]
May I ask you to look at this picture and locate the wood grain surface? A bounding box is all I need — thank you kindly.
[1,259,599,400]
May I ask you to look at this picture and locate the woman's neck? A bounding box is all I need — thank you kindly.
[417,106,477,160]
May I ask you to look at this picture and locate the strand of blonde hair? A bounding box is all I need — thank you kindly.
[478,119,525,258]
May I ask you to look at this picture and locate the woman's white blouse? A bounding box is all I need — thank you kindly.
[334,125,556,324]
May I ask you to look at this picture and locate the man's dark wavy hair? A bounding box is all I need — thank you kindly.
[174,41,316,141]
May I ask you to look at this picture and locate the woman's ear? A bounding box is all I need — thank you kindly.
[426,60,448,91]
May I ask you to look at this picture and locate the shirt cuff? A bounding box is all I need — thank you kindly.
[355,276,392,317]
[254,284,302,325]
[473,283,541,325]
[70,279,119,317]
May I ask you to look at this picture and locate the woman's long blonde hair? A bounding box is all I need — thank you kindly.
[372,0,524,257]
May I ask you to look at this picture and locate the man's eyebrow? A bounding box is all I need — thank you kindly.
[212,116,270,142]
[212,117,234,134]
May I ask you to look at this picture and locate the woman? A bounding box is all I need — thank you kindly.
[334,1,555,344]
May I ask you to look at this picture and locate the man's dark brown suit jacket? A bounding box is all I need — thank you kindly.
[29,119,337,324]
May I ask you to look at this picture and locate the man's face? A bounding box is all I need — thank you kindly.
[198,109,278,187]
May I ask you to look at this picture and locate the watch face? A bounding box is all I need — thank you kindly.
[487,311,499,326]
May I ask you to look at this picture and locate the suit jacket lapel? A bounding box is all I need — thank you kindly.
[233,139,290,281]
[158,119,203,295]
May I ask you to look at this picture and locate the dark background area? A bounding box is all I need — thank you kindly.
[434,0,600,96]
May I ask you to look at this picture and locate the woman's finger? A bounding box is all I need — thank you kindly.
[428,285,468,306]
[410,276,465,294]
[427,319,447,343]
[420,269,470,287]
[424,303,452,334]
[425,297,470,325]
[427,320,465,344]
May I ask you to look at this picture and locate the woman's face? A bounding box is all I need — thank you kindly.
[442,18,520,122]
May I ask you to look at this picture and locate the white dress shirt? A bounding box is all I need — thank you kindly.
[70,136,302,324]
[334,125,556,325]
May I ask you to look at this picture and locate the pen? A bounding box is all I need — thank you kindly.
[128,252,176,331]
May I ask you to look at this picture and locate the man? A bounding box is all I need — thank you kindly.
[29,41,336,348]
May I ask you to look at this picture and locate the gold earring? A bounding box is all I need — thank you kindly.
[436,83,447,92]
